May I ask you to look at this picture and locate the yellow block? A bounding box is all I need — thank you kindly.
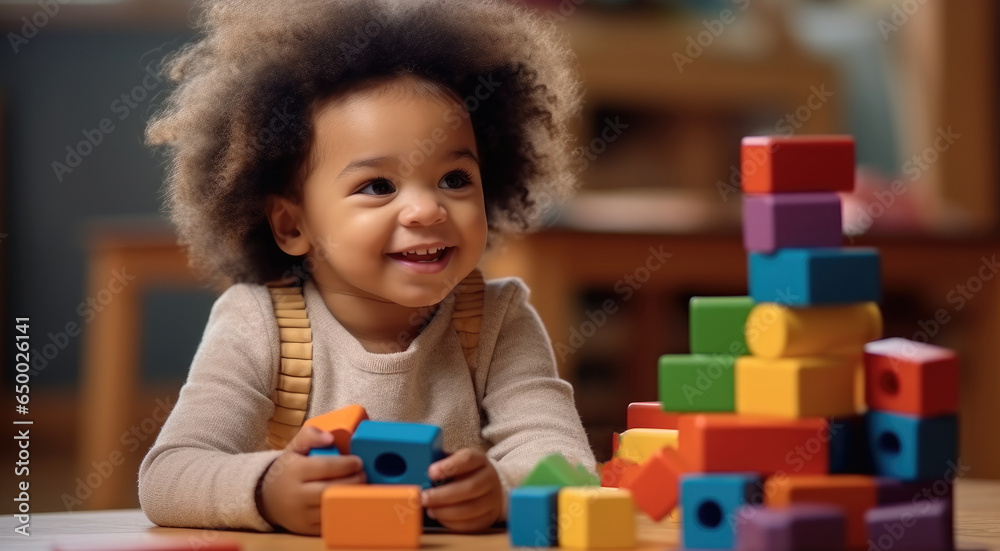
[558,487,635,549]
[615,428,678,464]
[736,356,858,418]
[745,302,882,359]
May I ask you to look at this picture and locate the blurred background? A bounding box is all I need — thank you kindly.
[0,0,997,513]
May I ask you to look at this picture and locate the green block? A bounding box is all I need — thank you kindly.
[689,296,755,355]
[520,454,599,488]
[658,354,735,412]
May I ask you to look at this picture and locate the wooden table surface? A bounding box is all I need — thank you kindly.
[1,479,998,551]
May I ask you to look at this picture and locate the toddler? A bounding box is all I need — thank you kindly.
[138,0,596,536]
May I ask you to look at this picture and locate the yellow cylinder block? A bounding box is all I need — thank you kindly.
[745,302,882,359]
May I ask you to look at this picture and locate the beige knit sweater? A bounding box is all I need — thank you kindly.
[138,276,596,531]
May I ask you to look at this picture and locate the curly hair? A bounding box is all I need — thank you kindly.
[146,0,583,285]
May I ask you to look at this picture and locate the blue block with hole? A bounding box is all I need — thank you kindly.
[350,420,445,488]
[748,248,880,305]
[867,411,957,481]
[508,486,560,547]
[681,473,760,549]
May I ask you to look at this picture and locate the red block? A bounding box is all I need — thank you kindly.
[601,456,639,488]
[627,401,680,430]
[740,135,855,193]
[864,338,958,417]
[679,414,829,474]
[621,447,689,521]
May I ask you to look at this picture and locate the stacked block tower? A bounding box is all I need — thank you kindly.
[595,135,959,551]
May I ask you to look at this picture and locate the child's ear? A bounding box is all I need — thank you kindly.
[265,196,311,257]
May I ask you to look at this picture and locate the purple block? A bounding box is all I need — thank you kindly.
[876,478,954,506]
[865,501,953,551]
[743,192,843,253]
[735,505,846,551]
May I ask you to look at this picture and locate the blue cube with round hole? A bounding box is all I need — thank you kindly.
[681,473,760,549]
[867,411,957,481]
[350,420,445,488]
[508,486,560,547]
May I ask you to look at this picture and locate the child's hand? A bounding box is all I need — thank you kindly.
[421,449,504,532]
[258,426,366,535]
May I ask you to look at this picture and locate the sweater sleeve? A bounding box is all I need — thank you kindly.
[480,278,597,491]
[138,283,283,531]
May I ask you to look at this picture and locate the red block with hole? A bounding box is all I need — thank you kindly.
[679,414,829,474]
[864,338,958,417]
[621,447,689,521]
[740,135,855,193]
[627,401,680,430]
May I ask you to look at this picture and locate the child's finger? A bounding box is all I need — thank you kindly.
[421,467,491,508]
[427,495,496,523]
[287,425,336,455]
[299,455,364,482]
[428,448,485,481]
[299,472,366,504]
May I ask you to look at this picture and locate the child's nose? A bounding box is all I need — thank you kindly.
[399,190,447,227]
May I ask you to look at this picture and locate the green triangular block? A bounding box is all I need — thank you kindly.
[520,454,599,487]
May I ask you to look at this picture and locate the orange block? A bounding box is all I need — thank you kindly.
[601,456,640,488]
[864,338,958,417]
[679,414,829,474]
[304,404,368,453]
[740,135,855,193]
[321,485,422,548]
[627,401,680,430]
[621,448,689,521]
[765,475,877,549]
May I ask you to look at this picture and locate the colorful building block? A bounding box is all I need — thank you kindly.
[659,355,734,412]
[681,473,760,549]
[621,447,688,521]
[521,454,599,488]
[350,420,444,488]
[875,477,954,506]
[600,456,639,488]
[745,302,882,359]
[321,484,422,548]
[743,192,843,253]
[828,415,872,474]
[748,248,880,306]
[740,135,855,193]
[864,338,959,417]
[616,428,678,464]
[308,445,341,457]
[304,404,369,454]
[689,296,756,355]
[735,356,857,418]
[734,504,846,551]
[865,500,953,551]
[765,474,877,549]
[627,401,679,430]
[679,414,829,474]
[557,487,635,549]
[508,486,560,547]
[867,411,958,480]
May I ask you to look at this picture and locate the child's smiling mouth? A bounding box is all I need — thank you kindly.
[386,246,455,273]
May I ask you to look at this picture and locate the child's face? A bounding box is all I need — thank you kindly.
[282,81,489,307]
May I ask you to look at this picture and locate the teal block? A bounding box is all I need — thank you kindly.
[509,486,560,547]
[308,445,341,457]
[867,411,957,481]
[681,473,759,549]
[748,248,880,306]
[350,420,445,488]
[520,454,599,487]
[689,296,755,355]
[659,354,735,412]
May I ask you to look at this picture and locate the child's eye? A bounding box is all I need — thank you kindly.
[439,169,474,190]
[356,177,396,196]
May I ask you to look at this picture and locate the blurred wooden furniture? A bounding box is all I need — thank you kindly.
[2,479,997,550]
[482,228,1000,477]
[78,223,200,510]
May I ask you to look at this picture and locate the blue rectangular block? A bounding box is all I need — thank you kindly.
[828,416,872,474]
[682,473,760,549]
[308,445,341,457]
[867,411,957,481]
[508,486,560,547]
[351,420,444,488]
[748,248,880,305]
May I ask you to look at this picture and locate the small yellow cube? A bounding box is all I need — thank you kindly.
[615,428,678,464]
[558,487,635,549]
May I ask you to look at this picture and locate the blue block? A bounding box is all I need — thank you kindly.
[308,445,341,457]
[350,420,445,488]
[828,416,872,474]
[867,411,957,481]
[508,486,560,547]
[748,248,880,305]
[681,473,760,549]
